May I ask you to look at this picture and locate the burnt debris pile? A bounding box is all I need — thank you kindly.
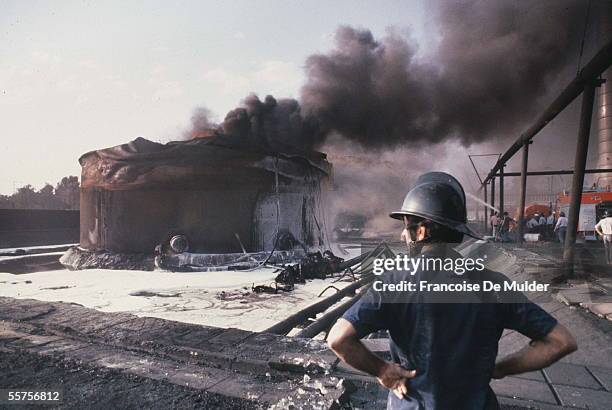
[252,250,346,293]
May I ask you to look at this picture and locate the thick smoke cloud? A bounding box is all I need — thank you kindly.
[433,0,586,144]
[188,0,591,151]
[221,94,324,151]
[301,0,585,148]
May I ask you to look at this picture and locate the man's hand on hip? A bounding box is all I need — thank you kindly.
[328,319,417,400]
[377,362,417,399]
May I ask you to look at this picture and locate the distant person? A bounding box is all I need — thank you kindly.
[538,213,547,238]
[595,210,612,264]
[499,211,516,242]
[554,212,568,244]
[546,212,556,241]
[527,214,539,234]
[490,211,500,238]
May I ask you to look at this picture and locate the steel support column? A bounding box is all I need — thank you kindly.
[518,143,529,244]
[563,83,598,267]
[484,182,488,232]
[490,178,496,236]
[491,177,496,212]
[499,165,505,215]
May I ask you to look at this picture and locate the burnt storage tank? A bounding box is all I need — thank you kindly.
[597,68,612,189]
[66,135,331,268]
[595,4,612,189]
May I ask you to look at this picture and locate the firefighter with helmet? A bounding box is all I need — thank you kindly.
[327,172,577,409]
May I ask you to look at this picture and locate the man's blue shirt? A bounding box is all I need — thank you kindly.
[342,244,557,410]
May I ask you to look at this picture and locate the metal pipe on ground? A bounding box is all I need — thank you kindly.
[294,289,368,338]
[263,274,374,335]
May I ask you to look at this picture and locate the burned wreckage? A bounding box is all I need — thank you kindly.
[61,134,339,274]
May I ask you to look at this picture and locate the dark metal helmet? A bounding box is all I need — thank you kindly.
[389,172,481,239]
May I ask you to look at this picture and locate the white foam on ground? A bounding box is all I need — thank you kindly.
[0,250,362,332]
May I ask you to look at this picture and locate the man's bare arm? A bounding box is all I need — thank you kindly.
[328,318,416,399]
[493,323,577,379]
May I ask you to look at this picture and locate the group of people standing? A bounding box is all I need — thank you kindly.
[526,212,567,243]
[489,210,568,243]
[489,208,612,265]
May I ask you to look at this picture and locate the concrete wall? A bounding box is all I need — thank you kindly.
[0,209,79,248]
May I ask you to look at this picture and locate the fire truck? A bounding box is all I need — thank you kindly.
[557,188,612,241]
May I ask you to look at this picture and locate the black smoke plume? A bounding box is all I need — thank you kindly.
[301,0,587,148]
[221,94,324,151]
[187,0,597,151]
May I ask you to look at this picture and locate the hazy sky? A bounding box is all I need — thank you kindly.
[0,0,430,194]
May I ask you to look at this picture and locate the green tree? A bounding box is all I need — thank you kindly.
[55,176,80,210]
[0,176,80,210]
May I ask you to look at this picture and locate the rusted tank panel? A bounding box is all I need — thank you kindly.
[253,183,324,250]
[78,136,331,254]
[80,186,261,253]
[597,68,612,189]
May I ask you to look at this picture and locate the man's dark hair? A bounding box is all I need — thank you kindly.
[419,219,464,243]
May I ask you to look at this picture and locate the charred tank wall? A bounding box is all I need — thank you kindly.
[80,177,327,254]
[80,186,260,254]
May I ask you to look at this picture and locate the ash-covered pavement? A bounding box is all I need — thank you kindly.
[0,296,348,408]
[0,349,257,409]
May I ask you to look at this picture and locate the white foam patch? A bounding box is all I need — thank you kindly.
[0,264,359,332]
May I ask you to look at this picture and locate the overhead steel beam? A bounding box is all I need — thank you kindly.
[482,39,612,185]
[493,168,612,177]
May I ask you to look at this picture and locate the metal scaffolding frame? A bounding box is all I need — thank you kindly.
[478,39,612,268]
